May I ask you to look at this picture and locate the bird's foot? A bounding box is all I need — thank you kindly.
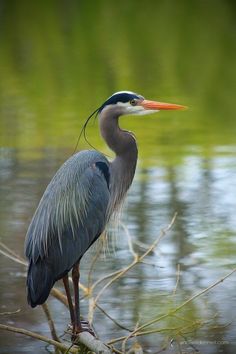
[71,320,96,342]
[79,320,96,336]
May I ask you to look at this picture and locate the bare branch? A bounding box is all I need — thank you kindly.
[0,248,26,266]
[121,266,236,349]
[42,303,60,342]
[75,331,112,354]
[107,326,181,345]
[119,222,138,260]
[0,323,77,353]
[51,288,68,307]
[94,214,177,307]
[3,215,233,354]
[0,241,25,259]
[94,259,137,306]
[0,309,21,316]
[0,323,114,353]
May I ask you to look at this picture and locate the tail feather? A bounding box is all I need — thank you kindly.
[27,260,54,307]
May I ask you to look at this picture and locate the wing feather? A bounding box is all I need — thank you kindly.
[25,150,110,306]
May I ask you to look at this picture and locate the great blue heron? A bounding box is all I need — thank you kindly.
[25,91,185,336]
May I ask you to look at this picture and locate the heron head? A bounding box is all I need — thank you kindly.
[98,91,187,116]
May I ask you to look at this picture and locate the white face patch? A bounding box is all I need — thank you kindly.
[116,101,159,116]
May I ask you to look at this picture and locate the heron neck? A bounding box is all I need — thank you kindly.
[99,107,138,213]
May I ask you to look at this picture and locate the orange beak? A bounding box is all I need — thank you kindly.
[140,99,187,111]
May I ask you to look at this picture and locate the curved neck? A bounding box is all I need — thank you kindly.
[99,106,138,213]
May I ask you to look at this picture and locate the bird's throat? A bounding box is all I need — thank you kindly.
[99,107,138,215]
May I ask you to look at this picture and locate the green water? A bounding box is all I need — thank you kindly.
[0,1,236,353]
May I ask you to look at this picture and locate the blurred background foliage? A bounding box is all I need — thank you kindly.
[0,0,236,163]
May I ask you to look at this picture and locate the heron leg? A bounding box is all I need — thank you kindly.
[72,262,82,333]
[71,262,95,337]
[62,275,75,327]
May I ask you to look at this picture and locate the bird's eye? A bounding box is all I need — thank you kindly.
[130,99,137,106]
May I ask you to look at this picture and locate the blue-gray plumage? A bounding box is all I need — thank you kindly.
[25,91,185,336]
[25,151,110,306]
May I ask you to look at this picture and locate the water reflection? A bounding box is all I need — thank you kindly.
[0,1,236,150]
[0,147,236,353]
[0,0,236,352]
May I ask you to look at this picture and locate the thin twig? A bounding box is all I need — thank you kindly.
[113,349,123,354]
[91,269,125,292]
[107,326,182,345]
[67,276,89,295]
[121,266,236,349]
[94,259,137,305]
[119,222,138,260]
[108,317,212,346]
[0,241,24,259]
[152,337,172,354]
[51,288,68,307]
[0,323,77,353]
[138,214,177,261]
[42,303,60,342]
[179,333,199,353]
[94,214,177,308]
[172,263,180,296]
[0,242,88,297]
[132,239,159,255]
[96,303,132,332]
[0,248,27,266]
[0,309,21,316]
[90,216,176,296]
[0,323,114,354]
